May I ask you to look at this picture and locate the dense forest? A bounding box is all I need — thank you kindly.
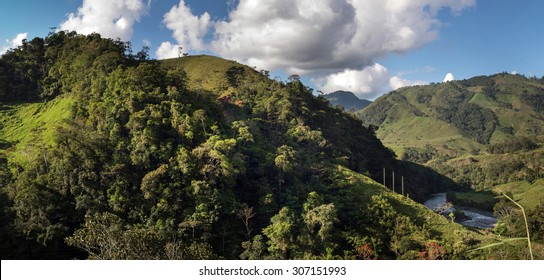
[0,32,540,260]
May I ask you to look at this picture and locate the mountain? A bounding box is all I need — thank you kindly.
[0,32,523,260]
[356,74,544,223]
[357,74,544,148]
[323,90,372,111]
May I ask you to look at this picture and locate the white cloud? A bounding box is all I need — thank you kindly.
[209,0,475,74]
[314,64,427,99]
[390,76,427,90]
[212,0,358,74]
[1,32,28,55]
[156,41,181,59]
[60,0,149,41]
[443,72,455,82]
[160,0,211,52]
[315,65,390,98]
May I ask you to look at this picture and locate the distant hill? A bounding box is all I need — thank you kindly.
[323,90,371,111]
[356,73,544,190]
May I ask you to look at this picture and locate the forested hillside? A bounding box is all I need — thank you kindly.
[0,32,527,260]
[357,74,544,188]
[357,75,544,257]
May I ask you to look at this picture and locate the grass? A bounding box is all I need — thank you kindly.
[333,165,495,245]
[493,179,544,210]
[160,55,268,95]
[360,73,544,157]
[377,115,483,159]
[454,190,498,211]
[456,191,497,204]
[0,97,74,163]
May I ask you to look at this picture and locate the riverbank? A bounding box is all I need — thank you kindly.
[424,193,498,229]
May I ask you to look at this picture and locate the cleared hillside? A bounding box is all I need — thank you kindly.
[160,55,268,95]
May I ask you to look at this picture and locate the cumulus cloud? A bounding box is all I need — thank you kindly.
[315,64,390,98]
[389,76,427,91]
[209,0,475,74]
[443,72,455,82]
[159,0,474,97]
[212,0,358,74]
[60,0,149,41]
[1,33,28,55]
[315,64,426,99]
[160,0,211,52]
[156,41,181,59]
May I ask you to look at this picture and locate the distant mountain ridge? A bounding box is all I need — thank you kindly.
[323,90,371,111]
[357,73,544,150]
[356,73,544,189]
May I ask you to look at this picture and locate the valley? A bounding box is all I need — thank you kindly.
[356,74,544,258]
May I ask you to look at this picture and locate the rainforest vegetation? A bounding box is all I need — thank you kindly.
[1,32,542,260]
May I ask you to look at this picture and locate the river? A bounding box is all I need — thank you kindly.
[423,193,498,229]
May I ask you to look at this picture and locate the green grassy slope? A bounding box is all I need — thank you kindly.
[494,179,544,210]
[0,97,73,162]
[332,165,525,259]
[335,165,479,236]
[160,55,269,96]
[357,74,544,157]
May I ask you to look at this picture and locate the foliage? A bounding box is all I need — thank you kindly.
[357,73,544,250]
[448,191,498,211]
[0,32,505,260]
[488,136,538,154]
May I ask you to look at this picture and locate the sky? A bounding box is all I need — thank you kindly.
[1,0,543,100]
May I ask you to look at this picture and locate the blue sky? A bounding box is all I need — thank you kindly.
[1,0,543,100]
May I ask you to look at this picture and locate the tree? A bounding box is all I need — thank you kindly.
[135,45,150,61]
[240,235,265,260]
[263,207,296,259]
[238,203,256,241]
[288,74,300,83]
[65,212,172,260]
[417,241,446,260]
[301,192,338,255]
[528,204,544,242]
[274,145,297,173]
[356,244,376,260]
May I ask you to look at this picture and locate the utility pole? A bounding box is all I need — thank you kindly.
[401,176,405,196]
[383,168,386,188]
[392,171,395,193]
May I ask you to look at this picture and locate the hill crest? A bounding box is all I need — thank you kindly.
[323,90,372,112]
